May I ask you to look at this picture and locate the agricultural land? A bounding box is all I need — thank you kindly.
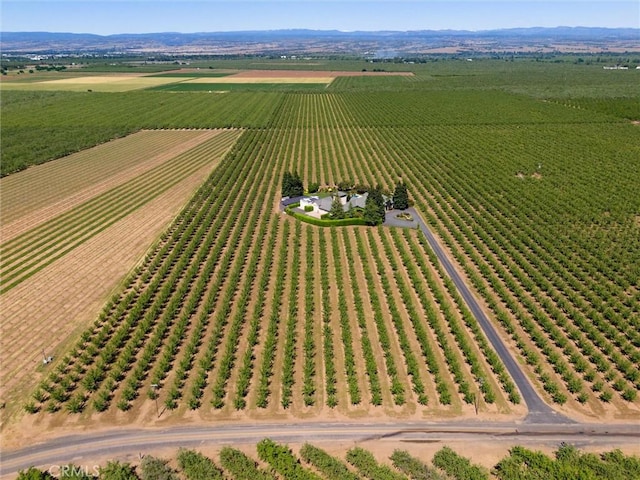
[1,55,639,477]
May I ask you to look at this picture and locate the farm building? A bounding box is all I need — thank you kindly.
[299,191,369,215]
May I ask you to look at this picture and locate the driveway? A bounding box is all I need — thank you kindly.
[399,207,573,424]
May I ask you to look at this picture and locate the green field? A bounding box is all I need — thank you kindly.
[148,82,328,92]
[2,58,639,421]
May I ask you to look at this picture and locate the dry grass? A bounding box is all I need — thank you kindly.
[0,75,183,92]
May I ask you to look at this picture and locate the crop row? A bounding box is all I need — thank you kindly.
[28,128,518,415]
[0,130,239,294]
[2,90,284,174]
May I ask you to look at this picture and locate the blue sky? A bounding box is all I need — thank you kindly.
[2,1,638,35]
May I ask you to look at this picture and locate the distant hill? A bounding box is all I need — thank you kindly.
[1,27,639,54]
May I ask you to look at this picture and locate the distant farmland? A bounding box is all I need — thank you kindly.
[1,60,638,428]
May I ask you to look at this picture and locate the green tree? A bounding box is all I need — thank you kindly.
[393,181,409,210]
[177,448,224,480]
[329,196,345,219]
[364,185,385,225]
[15,467,55,480]
[282,171,292,197]
[98,461,139,480]
[59,465,97,479]
[282,171,304,197]
[336,179,353,191]
[139,456,178,480]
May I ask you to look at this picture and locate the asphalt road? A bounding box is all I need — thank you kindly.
[405,207,573,424]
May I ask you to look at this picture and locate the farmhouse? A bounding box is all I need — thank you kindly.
[298,190,396,217]
[299,191,369,215]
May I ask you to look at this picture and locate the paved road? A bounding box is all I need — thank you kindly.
[403,207,573,424]
[2,420,639,477]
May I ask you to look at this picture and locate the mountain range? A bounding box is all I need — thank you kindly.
[1,27,638,55]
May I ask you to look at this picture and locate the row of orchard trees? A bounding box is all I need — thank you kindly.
[17,440,640,480]
[26,125,512,416]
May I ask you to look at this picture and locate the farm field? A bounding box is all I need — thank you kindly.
[0,68,413,93]
[0,74,184,92]
[1,59,639,448]
[0,129,240,410]
[10,125,523,426]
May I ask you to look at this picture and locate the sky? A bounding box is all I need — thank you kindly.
[1,1,639,35]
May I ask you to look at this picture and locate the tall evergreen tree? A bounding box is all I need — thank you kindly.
[290,171,304,197]
[281,171,304,197]
[372,185,386,219]
[364,186,385,225]
[329,195,345,219]
[393,181,409,210]
[281,171,292,197]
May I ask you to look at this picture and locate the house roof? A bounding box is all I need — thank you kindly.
[318,197,334,212]
[347,192,368,210]
[282,195,305,207]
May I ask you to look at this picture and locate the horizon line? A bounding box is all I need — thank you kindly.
[3,25,639,35]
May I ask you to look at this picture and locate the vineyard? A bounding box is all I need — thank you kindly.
[1,60,639,427]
